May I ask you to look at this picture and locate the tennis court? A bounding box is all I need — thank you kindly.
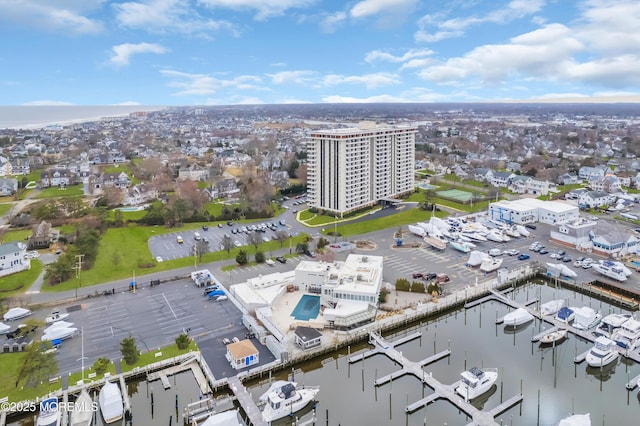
[436,189,475,202]
[291,294,321,321]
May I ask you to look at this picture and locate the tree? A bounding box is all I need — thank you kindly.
[287,159,300,178]
[236,249,248,265]
[221,235,234,257]
[176,179,207,212]
[92,357,112,376]
[295,163,308,185]
[295,242,308,254]
[194,240,209,263]
[255,251,265,263]
[120,336,139,365]
[273,230,290,248]
[17,342,58,388]
[316,237,329,250]
[175,333,190,350]
[247,231,262,250]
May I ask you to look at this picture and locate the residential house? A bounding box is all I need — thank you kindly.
[123,184,158,206]
[178,164,209,181]
[0,156,11,177]
[294,326,323,350]
[40,169,71,188]
[225,339,260,370]
[508,176,554,196]
[589,175,621,193]
[0,178,18,196]
[491,171,515,188]
[578,190,616,209]
[578,166,607,181]
[28,221,56,249]
[473,168,493,183]
[557,172,579,185]
[9,158,30,176]
[506,162,521,172]
[0,242,29,278]
[102,172,131,189]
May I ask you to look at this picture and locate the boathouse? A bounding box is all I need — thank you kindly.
[294,326,322,350]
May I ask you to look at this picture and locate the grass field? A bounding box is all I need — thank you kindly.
[3,229,31,243]
[0,352,62,403]
[121,340,199,372]
[0,260,42,295]
[0,202,12,217]
[67,363,117,387]
[35,185,85,199]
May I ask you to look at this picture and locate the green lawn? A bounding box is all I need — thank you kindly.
[35,185,85,199]
[0,202,12,217]
[0,352,62,403]
[109,208,148,221]
[121,340,199,372]
[3,229,31,243]
[0,260,42,295]
[329,206,447,237]
[67,363,117,387]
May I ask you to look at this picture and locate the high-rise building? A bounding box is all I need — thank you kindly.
[307,121,416,215]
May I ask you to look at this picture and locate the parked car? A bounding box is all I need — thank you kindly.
[227,221,234,226]
[424,272,437,281]
[504,249,519,256]
[265,258,276,266]
[155,256,163,262]
[525,224,537,230]
[276,256,287,264]
[412,272,423,279]
[217,223,223,228]
[202,225,209,231]
[539,249,549,254]
[562,256,572,263]
[176,235,183,244]
[518,253,530,260]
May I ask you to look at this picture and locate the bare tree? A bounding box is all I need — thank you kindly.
[247,231,262,250]
[295,163,308,185]
[221,235,234,257]
[176,179,207,212]
[273,230,290,248]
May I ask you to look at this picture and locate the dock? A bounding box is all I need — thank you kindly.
[0,410,6,426]
[147,357,210,394]
[61,391,68,426]
[227,376,267,426]
[353,331,522,426]
[119,376,131,414]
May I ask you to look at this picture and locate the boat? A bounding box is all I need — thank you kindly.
[502,308,534,327]
[555,307,575,324]
[200,409,243,426]
[505,226,520,238]
[557,413,591,426]
[593,313,632,338]
[585,336,619,367]
[36,396,61,426]
[546,263,578,278]
[45,311,70,324]
[611,318,640,350]
[467,250,491,267]
[260,381,319,422]
[408,224,427,237]
[572,307,602,330]
[0,322,10,334]
[44,321,75,334]
[485,230,505,242]
[3,307,32,321]
[99,380,124,423]
[461,231,488,242]
[423,235,447,250]
[449,239,472,253]
[540,300,565,316]
[455,367,498,401]
[593,260,627,281]
[42,326,78,341]
[539,329,568,344]
[515,225,530,237]
[70,389,94,426]
[480,257,503,273]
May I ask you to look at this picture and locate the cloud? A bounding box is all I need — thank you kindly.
[23,100,75,106]
[109,43,167,66]
[322,73,400,89]
[349,0,417,19]
[0,0,103,34]
[319,11,347,33]
[114,0,237,36]
[267,70,317,85]
[365,48,433,64]
[161,70,264,96]
[197,0,316,21]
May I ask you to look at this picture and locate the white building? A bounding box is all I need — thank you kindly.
[0,242,30,278]
[489,199,579,226]
[307,122,416,214]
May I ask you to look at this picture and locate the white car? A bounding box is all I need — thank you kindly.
[155,256,163,262]
[265,258,276,266]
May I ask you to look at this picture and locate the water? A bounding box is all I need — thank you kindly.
[0,106,164,129]
[248,282,640,425]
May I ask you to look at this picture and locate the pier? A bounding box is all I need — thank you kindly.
[147,356,210,394]
[350,331,522,426]
[119,376,131,414]
[61,391,68,426]
[227,376,267,426]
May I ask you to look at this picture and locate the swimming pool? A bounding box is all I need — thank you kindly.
[291,295,321,321]
[116,205,146,212]
[416,183,438,190]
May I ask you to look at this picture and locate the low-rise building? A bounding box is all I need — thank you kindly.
[0,178,18,196]
[489,199,579,225]
[226,339,260,370]
[0,242,30,278]
[294,326,323,350]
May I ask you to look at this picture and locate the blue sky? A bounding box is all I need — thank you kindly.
[1,0,639,105]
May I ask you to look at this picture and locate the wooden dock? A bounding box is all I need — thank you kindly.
[355,331,522,426]
[119,376,131,414]
[147,357,209,394]
[0,409,6,426]
[61,391,68,426]
[227,376,267,426]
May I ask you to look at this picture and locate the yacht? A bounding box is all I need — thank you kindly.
[540,300,565,316]
[423,235,448,250]
[593,260,627,282]
[99,380,124,423]
[557,413,591,426]
[593,313,632,338]
[585,336,619,367]
[572,307,602,330]
[515,225,530,237]
[3,307,32,321]
[449,239,472,253]
[45,311,70,324]
[70,389,94,426]
[260,381,319,422]
[36,397,61,426]
[502,308,534,327]
[480,257,503,273]
[455,367,498,402]
[555,307,575,324]
[0,322,10,334]
[485,230,505,242]
[539,329,568,345]
[611,318,640,350]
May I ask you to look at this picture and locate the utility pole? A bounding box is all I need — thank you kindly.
[75,254,84,299]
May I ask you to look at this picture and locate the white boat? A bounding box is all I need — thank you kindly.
[480,257,503,273]
[99,381,124,424]
[44,321,75,334]
[485,230,505,242]
[585,336,619,367]
[408,224,427,237]
[557,413,591,426]
[555,307,575,324]
[505,226,520,238]
[424,235,447,250]
[540,300,565,316]
[449,240,472,253]
[260,381,319,422]
[502,308,534,326]
[546,263,578,278]
[455,367,498,401]
[467,250,491,267]
[45,311,70,324]
[593,261,627,281]
[539,329,568,344]
[593,313,632,338]
[3,307,32,321]
[43,326,78,341]
[70,389,94,426]
[516,225,530,237]
[572,307,602,330]
[462,231,488,242]
[200,409,243,426]
[611,318,640,350]
[0,322,10,334]
[36,396,61,426]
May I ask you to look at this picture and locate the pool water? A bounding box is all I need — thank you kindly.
[291,295,320,321]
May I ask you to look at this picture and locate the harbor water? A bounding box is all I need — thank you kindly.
[7,281,640,425]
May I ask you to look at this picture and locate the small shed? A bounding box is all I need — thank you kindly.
[226,339,259,370]
[294,326,322,350]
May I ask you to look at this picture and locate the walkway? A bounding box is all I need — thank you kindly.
[226,376,267,426]
[349,332,522,426]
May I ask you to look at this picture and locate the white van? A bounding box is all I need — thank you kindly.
[194,232,201,241]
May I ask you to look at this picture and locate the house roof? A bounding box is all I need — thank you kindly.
[294,326,322,342]
[0,241,26,256]
[227,339,258,359]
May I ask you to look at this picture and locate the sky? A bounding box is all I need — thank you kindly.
[1,0,639,106]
